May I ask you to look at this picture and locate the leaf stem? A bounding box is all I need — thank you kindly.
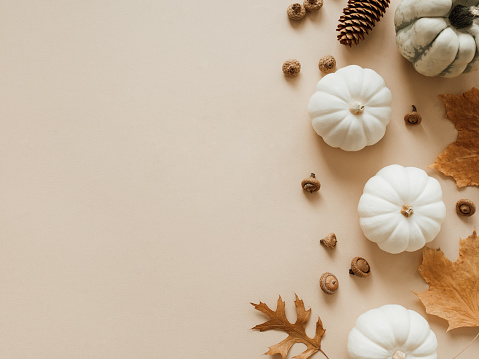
[452,331,479,359]
[320,349,330,359]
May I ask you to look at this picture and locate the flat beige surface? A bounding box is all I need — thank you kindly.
[0,0,478,358]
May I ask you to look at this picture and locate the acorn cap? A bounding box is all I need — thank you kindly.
[456,199,476,216]
[320,272,339,294]
[282,59,301,78]
[287,3,306,20]
[318,55,336,73]
[350,257,370,277]
[304,0,323,12]
[320,233,337,249]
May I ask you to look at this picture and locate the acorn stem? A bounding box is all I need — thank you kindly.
[411,105,417,112]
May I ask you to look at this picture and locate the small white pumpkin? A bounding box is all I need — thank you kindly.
[347,304,438,359]
[358,164,446,254]
[308,65,392,151]
[395,0,479,77]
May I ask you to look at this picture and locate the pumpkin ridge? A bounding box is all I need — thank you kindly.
[405,221,427,252]
[366,176,403,205]
[312,111,349,136]
[411,26,448,64]
[465,41,479,72]
[413,203,446,221]
[358,195,400,216]
[383,221,411,252]
[411,216,429,243]
[359,114,384,142]
[359,214,400,243]
[441,31,479,76]
[341,117,367,150]
[395,17,416,32]
[413,215,442,243]
[355,306,402,349]
[316,82,352,103]
[348,328,389,358]
[439,48,464,77]
[323,116,353,147]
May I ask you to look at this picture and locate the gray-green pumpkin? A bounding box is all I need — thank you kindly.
[395,0,479,78]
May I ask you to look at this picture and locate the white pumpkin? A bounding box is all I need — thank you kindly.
[348,305,438,359]
[395,0,479,77]
[308,65,392,151]
[358,165,446,254]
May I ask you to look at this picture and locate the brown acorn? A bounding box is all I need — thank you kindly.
[301,173,320,193]
[456,199,476,216]
[282,59,301,78]
[320,272,339,294]
[304,0,323,12]
[320,233,337,249]
[287,3,306,20]
[349,257,370,277]
[404,105,422,125]
[318,55,336,73]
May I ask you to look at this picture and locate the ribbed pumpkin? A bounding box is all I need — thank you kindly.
[395,0,479,77]
[308,65,392,151]
[358,165,446,254]
[347,305,438,359]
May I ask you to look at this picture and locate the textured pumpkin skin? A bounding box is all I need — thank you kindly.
[358,165,446,254]
[347,305,438,359]
[308,65,392,151]
[395,0,479,77]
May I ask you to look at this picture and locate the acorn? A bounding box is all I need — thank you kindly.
[318,55,336,73]
[349,257,371,277]
[404,105,422,125]
[287,3,306,20]
[282,59,301,78]
[320,272,339,294]
[301,173,320,193]
[456,199,476,217]
[320,233,337,249]
[303,0,323,12]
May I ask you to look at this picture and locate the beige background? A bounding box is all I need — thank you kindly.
[0,0,478,358]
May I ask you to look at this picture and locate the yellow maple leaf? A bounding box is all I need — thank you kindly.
[251,294,329,359]
[416,230,479,330]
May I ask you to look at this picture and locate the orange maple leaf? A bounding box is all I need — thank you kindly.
[251,294,329,359]
[429,87,479,187]
[416,230,479,331]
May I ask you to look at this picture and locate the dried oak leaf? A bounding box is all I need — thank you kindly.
[251,294,329,359]
[429,87,479,187]
[416,230,479,330]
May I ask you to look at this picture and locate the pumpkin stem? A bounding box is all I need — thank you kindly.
[349,102,365,115]
[401,205,413,217]
[449,5,479,29]
[393,350,407,359]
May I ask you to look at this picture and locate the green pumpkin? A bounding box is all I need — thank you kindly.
[395,0,479,77]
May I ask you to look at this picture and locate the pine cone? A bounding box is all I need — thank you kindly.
[337,0,390,47]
